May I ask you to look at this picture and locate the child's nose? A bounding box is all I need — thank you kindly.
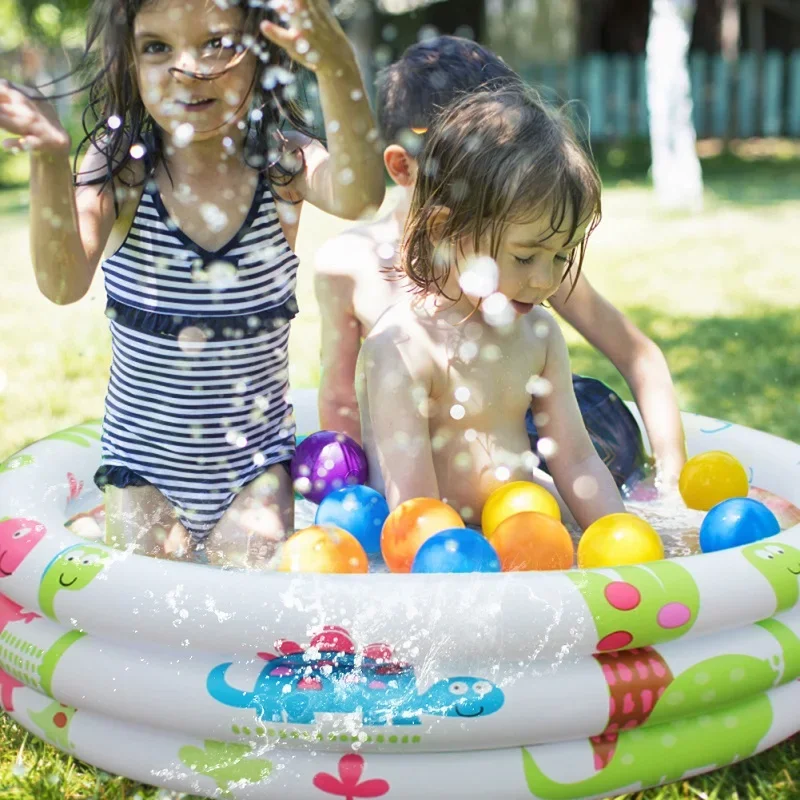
[172,49,201,79]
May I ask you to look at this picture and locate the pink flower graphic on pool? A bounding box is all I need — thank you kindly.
[313,754,390,799]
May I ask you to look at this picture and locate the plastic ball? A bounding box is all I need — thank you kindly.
[679,451,748,511]
[291,431,368,505]
[488,511,574,571]
[381,498,465,573]
[314,485,389,555]
[578,513,665,569]
[481,481,561,537]
[278,525,368,574]
[411,528,501,574]
[699,497,780,553]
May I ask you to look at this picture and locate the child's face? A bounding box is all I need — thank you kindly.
[456,211,588,317]
[133,0,257,142]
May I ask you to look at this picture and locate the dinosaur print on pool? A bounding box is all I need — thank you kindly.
[0,592,39,711]
[0,517,46,578]
[38,543,112,620]
[522,618,800,799]
[28,700,78,751]
[208,626,504,726]
[569,560,700,652]
[179,740,273,799]
[743,541,800,612]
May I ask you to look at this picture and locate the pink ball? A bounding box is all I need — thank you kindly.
[291,432,369,504]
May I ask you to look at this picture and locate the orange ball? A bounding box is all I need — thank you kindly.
[278,525,368,574]
[488,511,575,571]
[381,498,465,573]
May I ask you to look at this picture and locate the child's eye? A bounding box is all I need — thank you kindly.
[206,35,237,51]
[555,250,574,265]
[142,41,169,55]
[513,254,534,265]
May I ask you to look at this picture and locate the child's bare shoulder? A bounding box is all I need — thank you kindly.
[362,300,427,367]
[521,305,561,339]
[314,215,398,279]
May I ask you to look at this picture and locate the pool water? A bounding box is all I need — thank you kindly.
[67,482,800,568]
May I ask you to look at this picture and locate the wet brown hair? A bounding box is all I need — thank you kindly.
[401,82,602,299]
[65,0,320,202]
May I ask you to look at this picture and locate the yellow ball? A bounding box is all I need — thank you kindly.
[679,450,749,511]
[578,513,664,569]
[481,481,561,537]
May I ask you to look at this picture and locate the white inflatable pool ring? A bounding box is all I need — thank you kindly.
[0,389,799,800]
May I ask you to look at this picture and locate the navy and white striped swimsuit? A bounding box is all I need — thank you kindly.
[95,170,298,539]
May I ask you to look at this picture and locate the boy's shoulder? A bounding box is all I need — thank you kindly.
[314,217,398,279]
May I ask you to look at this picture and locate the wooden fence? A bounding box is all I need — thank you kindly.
[520,50,800,140]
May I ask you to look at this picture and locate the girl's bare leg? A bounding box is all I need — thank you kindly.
[104,484,192,561]
[204,464,294,570]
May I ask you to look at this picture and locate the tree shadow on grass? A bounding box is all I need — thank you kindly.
[567,307,800,444]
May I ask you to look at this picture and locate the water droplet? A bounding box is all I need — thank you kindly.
[482,292,514,327]
[295,38,310,55]
[573,475,598,500]
[129,143,146,160]
[108,115,122,130]
[459,256,498,298]
[173,122,195,148]
[177,326,208,353]
[458,341,479,362]
[495,466,511,481]
[450,404,466,420]
[455,386,470,403]
[526,376,552,397]
[350,89,363,101]
[537,437,558,458]
[200,204,229,233]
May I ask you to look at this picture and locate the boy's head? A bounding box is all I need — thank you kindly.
[376,36,518,188]
[401,84,601,316]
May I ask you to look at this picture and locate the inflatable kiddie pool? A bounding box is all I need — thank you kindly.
[1,388,799,800]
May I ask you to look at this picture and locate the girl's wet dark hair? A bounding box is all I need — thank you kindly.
[62,0,320,203]
[401,82,602,299]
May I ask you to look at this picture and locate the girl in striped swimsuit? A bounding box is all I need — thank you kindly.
[3,0,384,567]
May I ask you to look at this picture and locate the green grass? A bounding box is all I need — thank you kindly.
[1,151,799,798]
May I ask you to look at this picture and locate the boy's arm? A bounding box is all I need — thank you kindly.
[550,275,687,488]
[358,331,438,509]
[532,313,625,530]
[315,261,363,441]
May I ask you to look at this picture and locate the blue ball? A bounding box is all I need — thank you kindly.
[314,485,389,555]
[411,528,501,574]
[699,497,780,553]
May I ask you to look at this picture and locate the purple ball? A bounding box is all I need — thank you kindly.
[291,431,369,504]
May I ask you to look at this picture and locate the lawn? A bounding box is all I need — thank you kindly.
[1,148,799,799]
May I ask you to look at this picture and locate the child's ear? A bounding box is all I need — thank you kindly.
[384,145,417,187]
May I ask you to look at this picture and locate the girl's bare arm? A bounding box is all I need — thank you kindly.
[0,82,119,304]
[260,0,384,219]
[532,313,625,529]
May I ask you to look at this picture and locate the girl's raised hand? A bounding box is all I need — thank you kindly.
[0,81,70,155]
[260,0,350,73]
